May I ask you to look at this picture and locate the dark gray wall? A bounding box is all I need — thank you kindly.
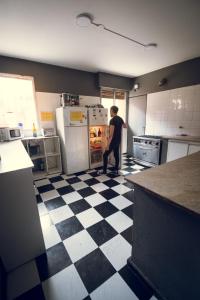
[0,56,133,96]
[98,72,133,90]
[130,57,200,97]
[129,187,200,300]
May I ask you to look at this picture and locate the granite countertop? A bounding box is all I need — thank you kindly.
[162,135,200,143]
[0,140,33,174]
[127,152,200,216]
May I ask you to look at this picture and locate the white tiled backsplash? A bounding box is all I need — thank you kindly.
[146,84,200,136]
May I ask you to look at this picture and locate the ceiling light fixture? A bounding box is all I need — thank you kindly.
[76,13,157,49]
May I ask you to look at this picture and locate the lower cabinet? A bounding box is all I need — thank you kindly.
[167,141,200,162]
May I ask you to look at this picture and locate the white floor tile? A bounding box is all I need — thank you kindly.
[149,296,159,300]
[34,186,39,195]
[92,183,109,193]
[43,264,88,300]
[131,170,141,174]
[78,173,92,181]
[71,181,88,190]
[40,214,53,231]
[62,191,82,204]
[42,225,62,249]
[119,170,130,176]
[111,184,131,194]
[63,230,97,263]
[61,174,74,180]
[113,176,126,184]
[85,193,107,207]
[52,180,68,189]
[100,235,131,271]
[38,203,48,216]
[34,178,50,187]
[95,174,110,182]
[134,164,145,170]
[109,195,132,210]
[90,273,138,300]
[49,206,74,224]
[41,190,60,202]
[76,208,103,228]
[7,260,40,300]
[106,211,133,233]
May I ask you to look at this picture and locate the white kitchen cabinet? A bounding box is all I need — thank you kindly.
[167,141,188,162]
[188,144,200,155]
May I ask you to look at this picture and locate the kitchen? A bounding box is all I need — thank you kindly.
[0,1,200,300]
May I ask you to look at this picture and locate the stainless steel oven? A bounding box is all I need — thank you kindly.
[133,135,162,167]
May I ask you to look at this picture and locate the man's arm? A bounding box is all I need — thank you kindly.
[106,125,114,149]
[123,123,127,128]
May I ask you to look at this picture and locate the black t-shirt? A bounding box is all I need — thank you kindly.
[109,115,124,146]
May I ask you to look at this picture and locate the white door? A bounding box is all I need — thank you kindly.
[63,107,88,126]
[167,142,188,162]
[64,126,89,174]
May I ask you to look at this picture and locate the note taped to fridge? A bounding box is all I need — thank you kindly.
[41,112,54,121]
[70,111,83,122]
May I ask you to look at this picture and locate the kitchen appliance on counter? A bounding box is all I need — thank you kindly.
[133,135,162,167]
[60,93,79,106]
[0,127,22,141]
[56,107,89,174]
[88,108,108,169]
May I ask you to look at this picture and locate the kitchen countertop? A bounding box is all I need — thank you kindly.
[0,140,33,174]
[127,151,200,216]
[162,135,200,143]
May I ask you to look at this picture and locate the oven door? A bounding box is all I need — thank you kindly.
[133,143,159,165]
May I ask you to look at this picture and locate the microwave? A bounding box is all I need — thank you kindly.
[0,127,22,141]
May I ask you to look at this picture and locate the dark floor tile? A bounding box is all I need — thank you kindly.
[123,181,135,189]
[123,162,135,166]
[49,176,64,183]
[94,201,118,218]
[121,225,133,245]
[83,296,91,300]
[123,190,135,202]
[75,248,116,293]
[15,284,45,300]
[56,216,84,240]
[57,185,74,195]
[122,204,133,219]
[104,179,119,188]
[100,189,119,200]
[69,199,91,214]
[119,264,153,300]
[75,171,87,176]
[45,197,66,211]
[37,184,54,194]
[78,187,96,198]
[88,171,99,177]
[87,220,118,246]
[106,172,121,179]
[84,178,99,186]
[36,243,72,281]
[67,177,81,184]
[36,194,43,203]
[123,167,135,172]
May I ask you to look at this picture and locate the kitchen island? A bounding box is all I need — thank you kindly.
[0,140,45,271]
[127,152,200,300]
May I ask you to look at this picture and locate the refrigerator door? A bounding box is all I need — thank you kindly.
[64,126,89,174]
[63,107,88,127]
[88,108,108,125]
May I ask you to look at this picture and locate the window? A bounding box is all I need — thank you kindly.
[0,74,38,130]
[101,89,127,123]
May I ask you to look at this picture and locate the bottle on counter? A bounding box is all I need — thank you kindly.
[32,123,37,137]
[98,128,101,137]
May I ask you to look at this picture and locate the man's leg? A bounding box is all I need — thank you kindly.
[103,148,112,173]
[113,145,120,172]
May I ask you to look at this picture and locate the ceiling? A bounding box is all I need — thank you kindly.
[0,0,200,77]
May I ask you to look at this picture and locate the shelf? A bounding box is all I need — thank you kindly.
[47,167,62,175]
[33,170,47,180]
[30,154,45,160]
[46,152,60,157]
[90,148,103,152]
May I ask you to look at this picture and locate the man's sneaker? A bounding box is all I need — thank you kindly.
[110,170,119,176]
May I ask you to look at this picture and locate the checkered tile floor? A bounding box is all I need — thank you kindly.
[7,154,158,300]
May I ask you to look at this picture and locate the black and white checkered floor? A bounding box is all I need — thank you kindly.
[7,154,158,300]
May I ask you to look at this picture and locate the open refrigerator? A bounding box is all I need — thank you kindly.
[88,108,108,169]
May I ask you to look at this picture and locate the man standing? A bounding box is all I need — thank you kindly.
[99,105,126,175]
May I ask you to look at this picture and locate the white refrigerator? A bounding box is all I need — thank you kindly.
[56,107,89,174]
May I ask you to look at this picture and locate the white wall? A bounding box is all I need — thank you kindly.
[35,92,100,131]
[146,84,200,136]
